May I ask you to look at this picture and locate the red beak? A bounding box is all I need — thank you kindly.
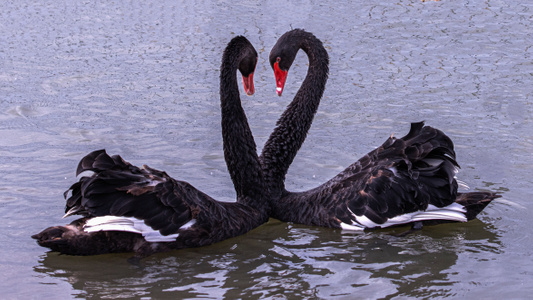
[242,72,255,96]
[273,61,288,96]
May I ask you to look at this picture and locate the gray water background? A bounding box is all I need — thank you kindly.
[1,0,532,299]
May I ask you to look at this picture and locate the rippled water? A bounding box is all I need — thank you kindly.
[1,0,532,299]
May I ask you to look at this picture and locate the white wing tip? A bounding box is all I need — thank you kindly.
[343,203,468,230]
[457,179,470,190]
[83,216,180,242]
[340,222,365,231]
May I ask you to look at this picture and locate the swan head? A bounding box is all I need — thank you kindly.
[224,35,258,96]
[237,40,258,96]
[239,54,257,96]
[269,29,304,96]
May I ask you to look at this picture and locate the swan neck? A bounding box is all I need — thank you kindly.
[220,50,268,212]
[261,34,329,197]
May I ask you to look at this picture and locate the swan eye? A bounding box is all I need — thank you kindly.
[276,57,281,63]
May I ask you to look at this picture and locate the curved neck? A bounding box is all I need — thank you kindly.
[220,51,267,211]
[260,36,329,198]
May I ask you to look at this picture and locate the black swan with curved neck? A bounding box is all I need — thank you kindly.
[260,29,499,230]
[32,36,270,257]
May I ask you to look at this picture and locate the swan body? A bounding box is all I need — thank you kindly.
[261,29,498,231]
[32,36,269,257]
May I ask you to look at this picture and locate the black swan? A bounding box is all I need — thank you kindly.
[32,36,270,257]
[260,29,499,231]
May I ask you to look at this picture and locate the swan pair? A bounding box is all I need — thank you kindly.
[32,29,498,258]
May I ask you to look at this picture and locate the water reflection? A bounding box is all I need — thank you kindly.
[34,219,500,299]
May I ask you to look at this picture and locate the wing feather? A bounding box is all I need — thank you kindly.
[328,122,462,228]
[63,149,223,238]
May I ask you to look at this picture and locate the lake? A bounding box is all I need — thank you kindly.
[1,0,532,299]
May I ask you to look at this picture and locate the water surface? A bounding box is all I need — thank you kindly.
[1,0,532,299]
